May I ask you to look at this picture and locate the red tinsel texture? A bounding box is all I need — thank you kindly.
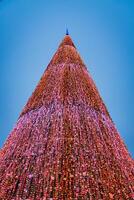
[0,35,133,200]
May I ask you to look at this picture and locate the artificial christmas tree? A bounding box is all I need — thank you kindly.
[0,33,133,200]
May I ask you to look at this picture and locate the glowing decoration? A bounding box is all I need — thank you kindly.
[0,34,133,199]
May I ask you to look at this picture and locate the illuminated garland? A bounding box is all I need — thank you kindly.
[0,35,133,200]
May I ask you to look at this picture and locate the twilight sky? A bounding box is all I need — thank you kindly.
[0,0,134,157]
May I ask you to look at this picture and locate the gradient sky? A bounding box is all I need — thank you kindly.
[0,0,134,157]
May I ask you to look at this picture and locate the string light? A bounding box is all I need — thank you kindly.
[0,35,133,199]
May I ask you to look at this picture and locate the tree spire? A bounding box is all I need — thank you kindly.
[66,28,69,35]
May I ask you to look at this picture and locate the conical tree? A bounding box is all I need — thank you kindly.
[0,34,133,200]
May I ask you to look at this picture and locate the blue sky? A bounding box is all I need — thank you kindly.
[0,0,134,157]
